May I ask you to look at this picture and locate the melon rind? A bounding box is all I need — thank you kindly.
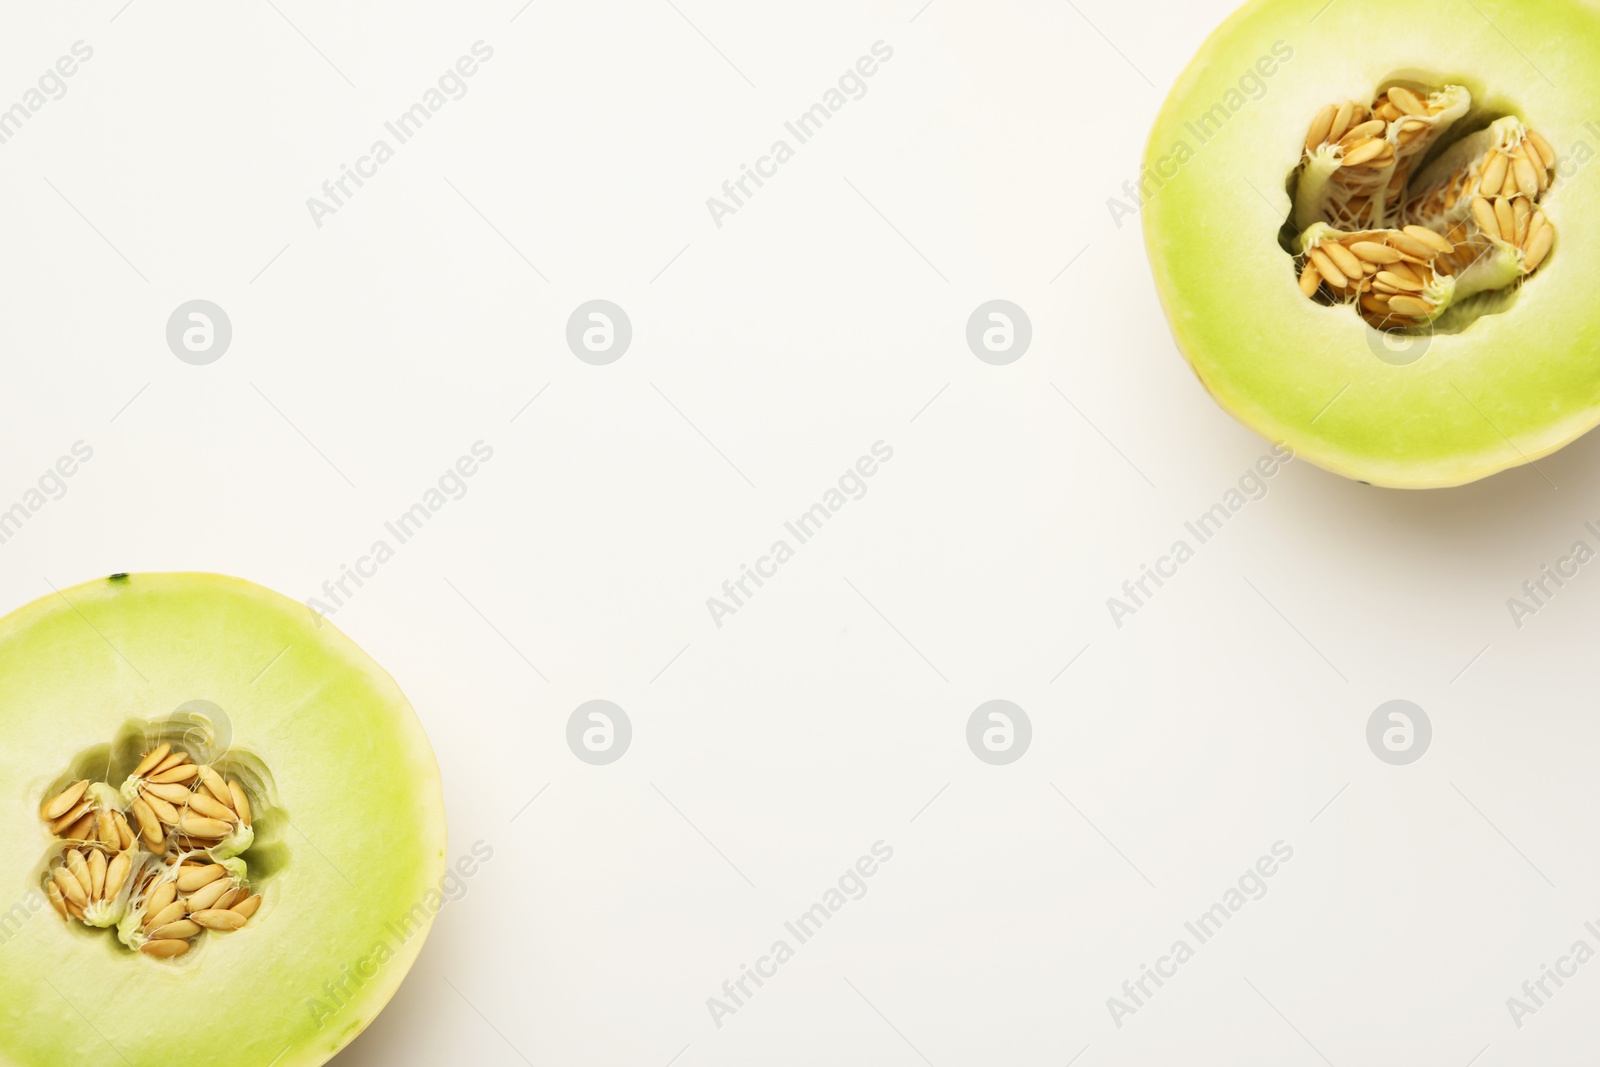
[0,573,447,1067]
[1144,0,1600,488]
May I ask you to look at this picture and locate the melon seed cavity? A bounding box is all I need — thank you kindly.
[1292,84,1557,331]
[37,740,264,961]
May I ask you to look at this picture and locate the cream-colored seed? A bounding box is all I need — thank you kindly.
[1527,130,1557,169]
[145,900,186,931]
[115,812,136,852]
[143,782,192,805]
[229,783,252,828]
[1512,152,1539,198]
[197,766,229,803]
[140,939,190,959]
[149,919,202,940]
[176,864,227,893]
[1329,99,1356,143]
[1341,139,1386,168]
[147,880,177,916]
[1298,263,1322,297]
[1308,248,1348,289]
[1339,119,1386,146]
[1324,242,1364,280]
[1494,198,1517,243]
[1386,260,1423,285]
[88,849,107,900]
[1471,198,1501,240]
[143,794,179,827]
[133,744,171,778]
[105,852,131,900]
[1305,104,1337,151]
[231,895,263,920]
[185,793,236,824]
[186,879,232,912]
[41,780,89,821]
[1526,221,1554,270]
[176,816,230,839]
[1402,225,1454,254]
[1387,86,1426,116]
[192,908,248,931]
[66,850,92,897]
[49,800,93,836]
[148,764,199,786]
[215,888,248,911]
[150,751,188,776]
[45,880,70,921]
[52,867,87,909]
[1389,295,1433,316]
[1375,271,1423,292]
[1388,233,1438,260]
[1350,241,1403,264]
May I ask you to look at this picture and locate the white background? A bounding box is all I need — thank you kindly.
[3,1,1598,1064]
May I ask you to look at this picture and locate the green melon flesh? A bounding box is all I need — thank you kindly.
[1144,0,1600,488]
[0,574,447,1067]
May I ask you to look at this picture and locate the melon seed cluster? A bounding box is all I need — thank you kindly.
[38,742,262,960]
[1294,84,1558,331]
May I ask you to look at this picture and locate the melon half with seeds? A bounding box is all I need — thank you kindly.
[0,573,447,1066]
[1144,0,1600,488]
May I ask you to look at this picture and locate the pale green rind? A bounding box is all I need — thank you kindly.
[0,574,447,1067]
[1144,0,1600,487]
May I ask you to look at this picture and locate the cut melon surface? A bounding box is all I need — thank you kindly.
[1144,0,1600,487]
[0,573,446,1067]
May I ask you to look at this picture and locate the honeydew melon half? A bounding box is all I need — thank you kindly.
[1144,0,1600,488]
[0,573,447,1066]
